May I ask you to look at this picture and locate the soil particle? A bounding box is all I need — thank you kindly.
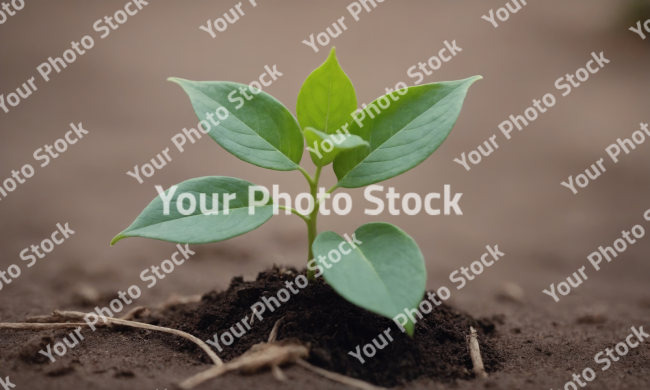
[19,335,54,364]
[155,267,506,387]
[44,361,75,377]
[113,368,135,378]
[576,314,608,324]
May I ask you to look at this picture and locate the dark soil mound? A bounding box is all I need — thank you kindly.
[154,267,506,387]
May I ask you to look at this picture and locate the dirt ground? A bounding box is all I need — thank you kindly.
[0,1,649,389]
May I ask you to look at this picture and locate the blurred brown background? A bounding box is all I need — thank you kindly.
[0,1,649,386]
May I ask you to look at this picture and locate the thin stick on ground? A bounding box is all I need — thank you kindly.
[157,294,202,309]
[60,310,222,366]
[267,316,285,343]
[467,326,488,379]
[271,364,286,381]
[268,316,286,380]
[250,306,258,326]
[0,322,88,330]
[120,306,150,320]
[0,309,223,367]
[25,306,147,324]
[181,317,292,389]
[180,341,309,389]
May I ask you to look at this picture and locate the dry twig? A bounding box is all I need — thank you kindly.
[267,316,285,343]
[180,340,309,389]
[467,326,488,379]
[250,306,258,326]
[271,364,286,381]
[120,306,150,320]
[0,309,222,367]
[157,294,202,309]
[0,322,87,330]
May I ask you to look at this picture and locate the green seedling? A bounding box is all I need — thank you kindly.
[111,48,481,336]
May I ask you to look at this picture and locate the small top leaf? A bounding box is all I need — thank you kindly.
[333,76,482,188]
[312,222,427,336]
[297,47,357,134]
[303,127,369,166]
[169,78,304,171]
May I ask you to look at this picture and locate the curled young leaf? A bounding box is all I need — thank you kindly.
[334,76,482,188]
[312,222,427,336]
[169,78,304,171]
[111,176,273,245]
[297,47,357,135]
[303,127,368,167]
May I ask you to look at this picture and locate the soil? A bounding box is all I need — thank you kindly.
[153,267,505,387]
[1,263,649,390]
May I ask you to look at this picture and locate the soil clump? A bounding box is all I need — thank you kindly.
[154,267,506,387]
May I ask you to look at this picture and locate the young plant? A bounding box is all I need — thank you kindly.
[111,48,480,336]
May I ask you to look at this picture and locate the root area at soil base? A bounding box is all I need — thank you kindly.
[155,267,505,387]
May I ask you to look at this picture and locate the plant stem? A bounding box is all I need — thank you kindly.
[306,165,322,280]
[297,166,314,185]
[316,184,339,208]
[277,205,310,223]
[306,216,317,280]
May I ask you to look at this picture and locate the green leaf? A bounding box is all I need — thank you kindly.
[111,176,273,245]
[312,222,426,336]
[297,47,357,134]
[334,76,482,188]
[169,78,303,171]
[303,127,369,166]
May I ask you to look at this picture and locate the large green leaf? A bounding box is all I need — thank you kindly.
[303,127,368,166]
[169,78,303,171]
[334,76,482,188]
[111,176,273,245]
[297,47,357,134]
[312,222,426,336]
